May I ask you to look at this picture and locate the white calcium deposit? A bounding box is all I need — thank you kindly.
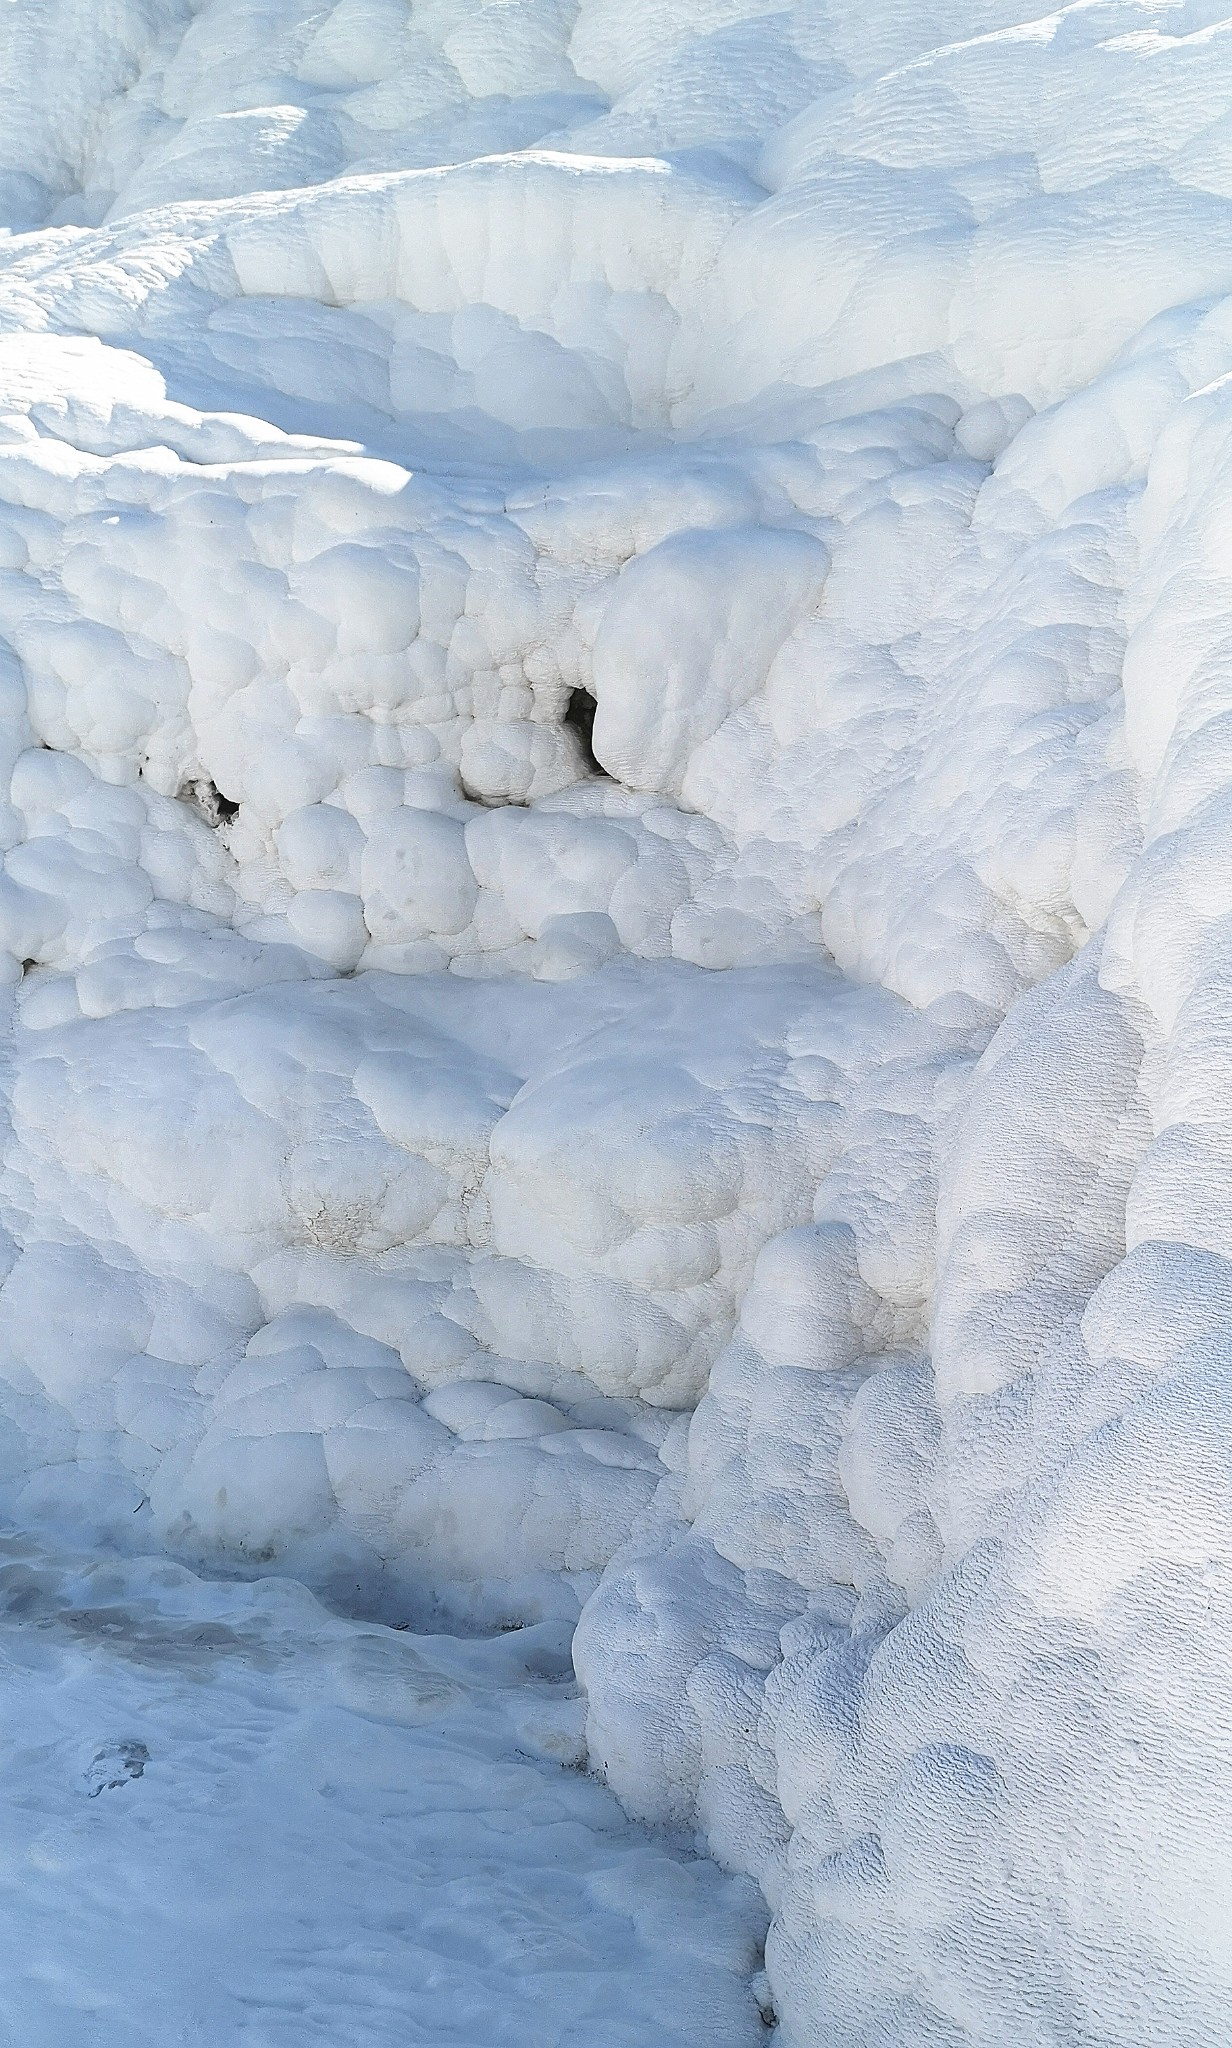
[1,0,1231,2040]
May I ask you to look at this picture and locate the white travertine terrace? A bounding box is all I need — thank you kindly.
[3,1,1232,2039]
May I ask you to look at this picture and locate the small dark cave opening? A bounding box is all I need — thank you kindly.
[564,687,604,776]
[180,777,239,827]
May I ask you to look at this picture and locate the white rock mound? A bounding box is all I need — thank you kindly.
[4,1,1232,2041]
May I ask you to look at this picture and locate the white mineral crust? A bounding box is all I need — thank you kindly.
[1,0,1230,2040]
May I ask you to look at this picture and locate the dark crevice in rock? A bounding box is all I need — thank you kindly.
[564,687,604,775]
[179,777,239,827]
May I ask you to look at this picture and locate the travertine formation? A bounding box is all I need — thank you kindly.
[4,3,1232,2040]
